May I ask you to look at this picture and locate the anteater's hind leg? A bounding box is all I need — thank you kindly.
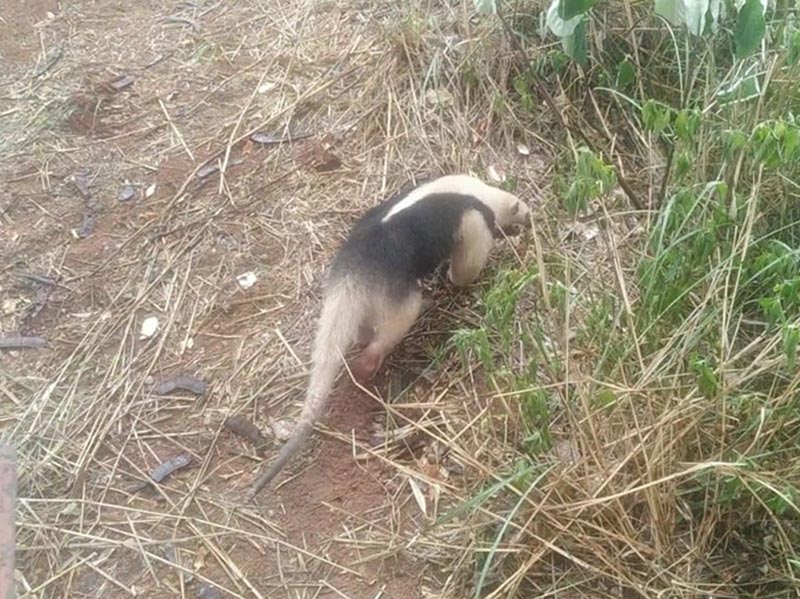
[448,210,495,287]
[351,288,423,381]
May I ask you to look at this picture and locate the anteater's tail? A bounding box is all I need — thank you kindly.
[247,277,365,499]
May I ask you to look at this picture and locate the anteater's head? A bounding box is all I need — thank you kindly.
[468,178,533,237]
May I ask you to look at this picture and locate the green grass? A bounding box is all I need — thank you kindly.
[423,0,800,595]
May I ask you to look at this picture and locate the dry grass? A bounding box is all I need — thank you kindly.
[2,0,799,598]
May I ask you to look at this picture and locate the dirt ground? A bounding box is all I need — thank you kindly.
[1,1,561,598]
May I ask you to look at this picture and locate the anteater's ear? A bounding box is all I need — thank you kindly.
[510,201,520,215]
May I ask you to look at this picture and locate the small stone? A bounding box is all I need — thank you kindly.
[118,184,136,202]
[140,316,159,339]
[236,272,257,290]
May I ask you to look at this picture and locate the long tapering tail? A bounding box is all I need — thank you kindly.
[247,278,364,499]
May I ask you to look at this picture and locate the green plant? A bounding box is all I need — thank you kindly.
[564,147,616,215]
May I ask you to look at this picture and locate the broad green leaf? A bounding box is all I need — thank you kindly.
[716,70,761,104]
[474,0,498,14]
[684,0,710,36]
[734,0,766,59]
[733,0,769,11]
[723,130,747,159]
[654,0,685,26]
[783,125,800,159]
[546,0,583,37]
[615,58,635,89]
[558,0,593,20]
[562,20,588,65]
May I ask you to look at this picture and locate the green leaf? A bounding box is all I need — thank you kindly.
[675,109,701,143]
[474,0,498,14]
[783,325,799,370]
[615,58,635,90]
[474,466,553,598]
[734,0,766,59]
[675,150,693,178]
[716,70,761,105]
[546,0,583,37]
[642,99,671,133]
[654,0,685,26]
[692,356,719,398]
[785,17,800,64]
[558,0,593,20]
[435,463,535,527]
[684,0,710,36]
[562,19,588,65]
[593,388,616,409]
[783,125,800,160]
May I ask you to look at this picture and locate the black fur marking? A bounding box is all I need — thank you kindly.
[330,191,496,295]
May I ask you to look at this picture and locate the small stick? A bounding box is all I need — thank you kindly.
[0,336,47,350]
[31,43,63,78]
[159,99,195,162]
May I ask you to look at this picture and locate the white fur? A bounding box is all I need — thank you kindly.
[448,210,495,286]
[381,174,526,225]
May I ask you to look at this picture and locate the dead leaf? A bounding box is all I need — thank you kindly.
[250,131,312,145]
[517,143,530,156]
[145,183,157,198]
[486,164,506,183]
[564,221,600,242]
[74,213,96,238]
[196,162,219,179]
[58,502,80,518]
[109,74,135,91]
[295,139,341,172]
[196,158,243,180]
[408,477,427,517]
[154,375,206,396]
[150,451,192,483]
[582,223,599,241]
[193,545,207,572]
[2,298,22,315]
[224,415,267,448]
[424,88,453,109]
[552,438,580,463]
[71,170,91,199]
